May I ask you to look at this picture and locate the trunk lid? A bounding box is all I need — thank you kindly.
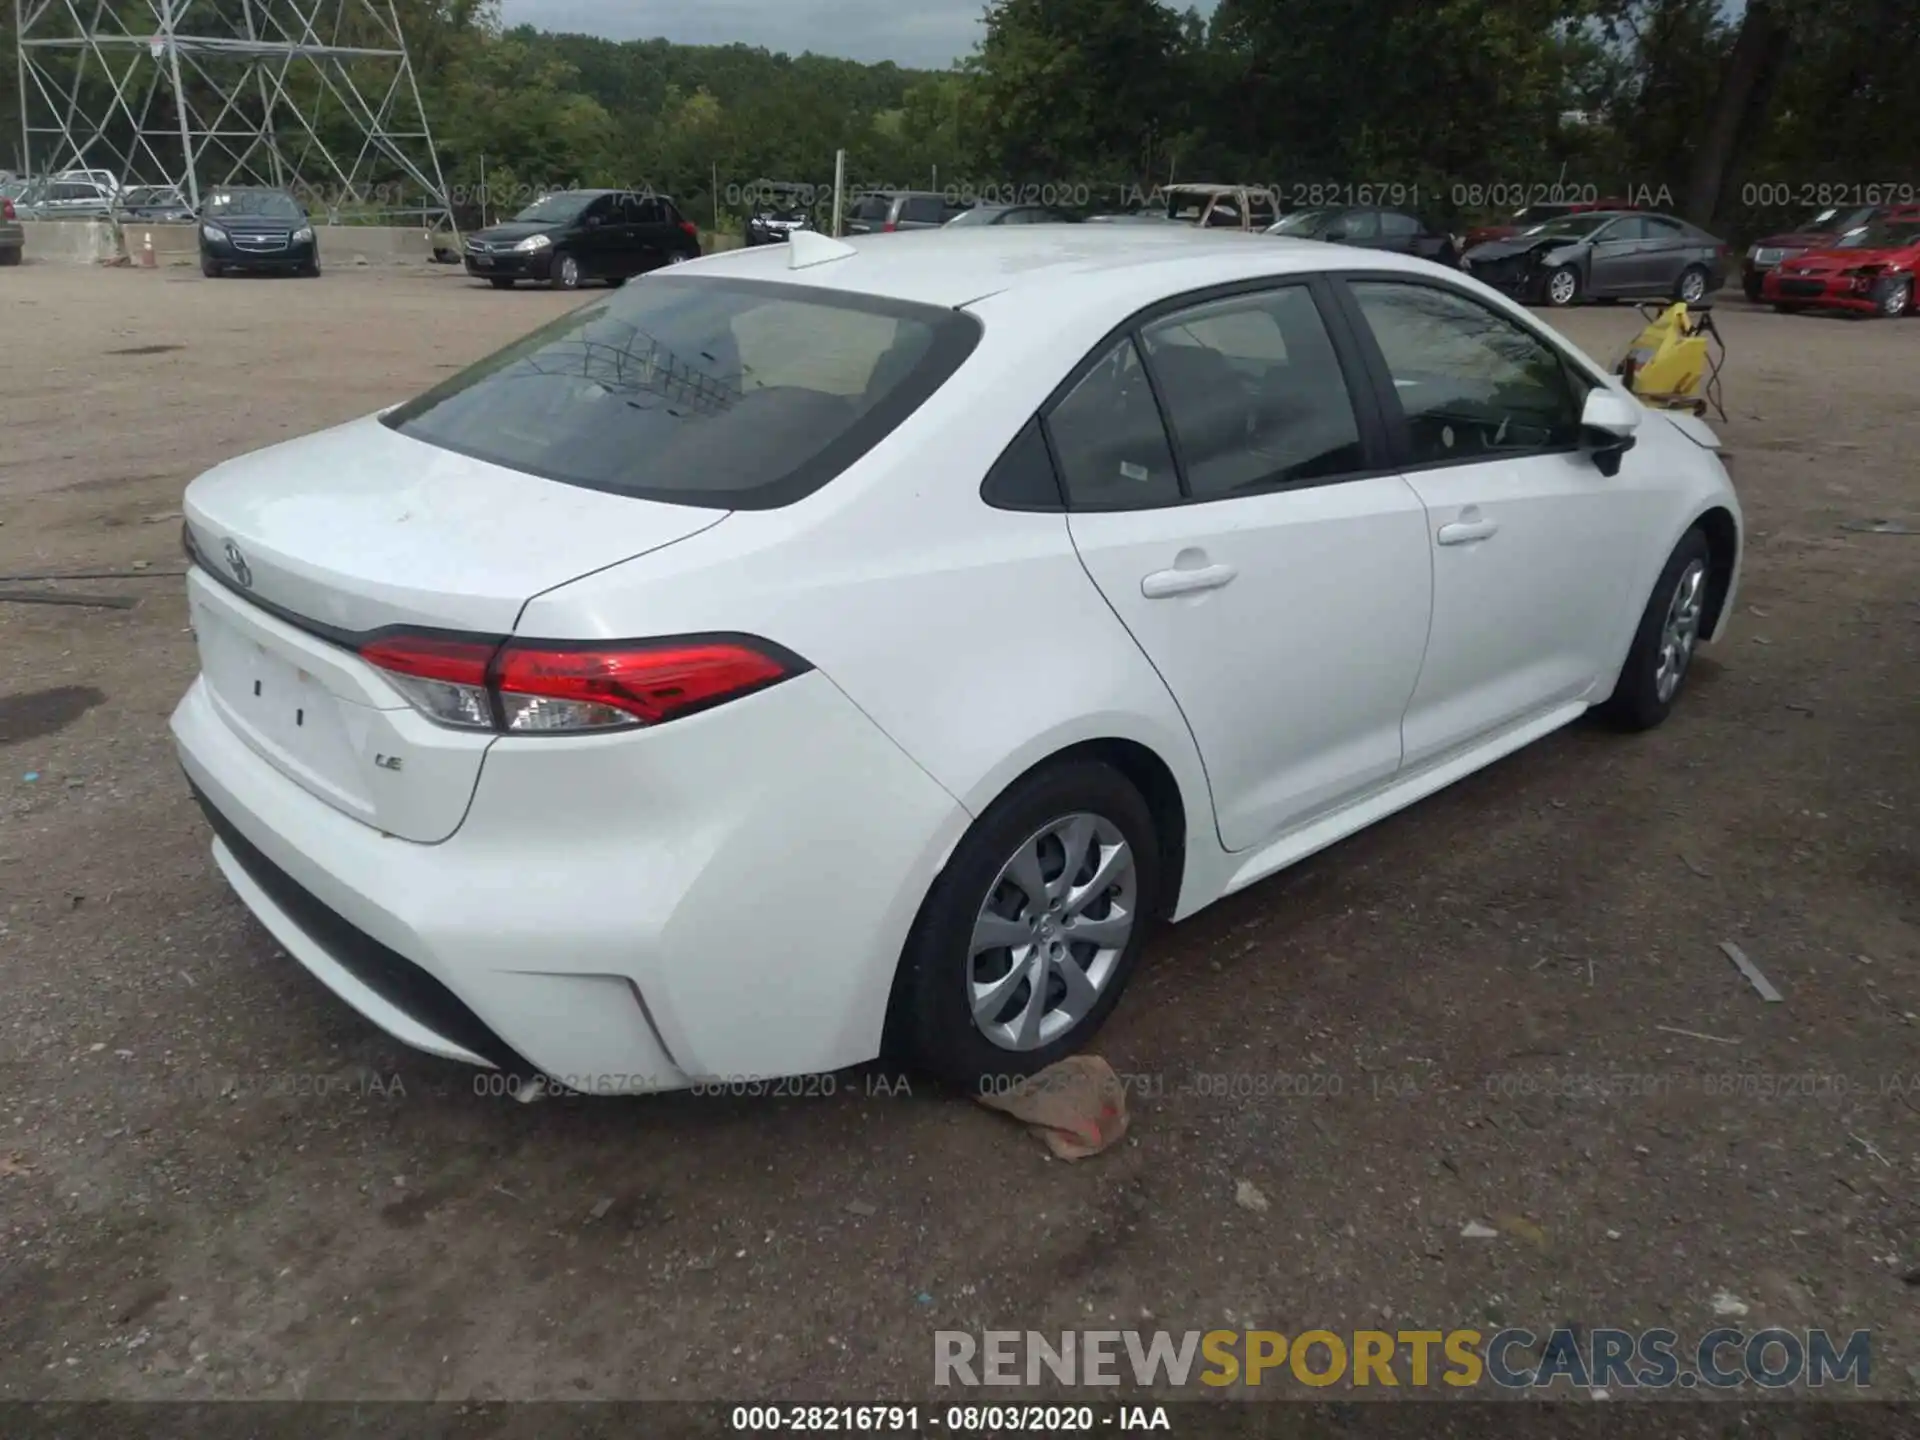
[183,414,727,840]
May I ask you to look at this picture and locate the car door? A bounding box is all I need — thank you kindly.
[1058,281,1435,852]
[1585,217,1649,296]
[1635,215,1694,292]
[601,193,645,276]
[1375,210,1423,256]
[573,194,619,278]
[1334,277,1652,767]
[628,194,675,270]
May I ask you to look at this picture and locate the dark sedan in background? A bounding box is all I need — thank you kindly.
[1461,211,1727,307]
[199,187,319,278]
[1266,206,1457,265]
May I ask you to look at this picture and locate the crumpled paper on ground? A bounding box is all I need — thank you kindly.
[974,1054,1130,1160]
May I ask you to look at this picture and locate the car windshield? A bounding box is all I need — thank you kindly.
[125,187,183,206]
[1838,219,1920,248]
[1803,205,1873,234]
[1166,192,1223,222]
[1522,214,1611,238]
[382,277,982,510]
[1268,209,1331,236]
[204,190,301,219]
[512,193,593,224]
[944,206,1005,227]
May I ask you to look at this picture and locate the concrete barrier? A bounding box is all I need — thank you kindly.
[16,220,438,266]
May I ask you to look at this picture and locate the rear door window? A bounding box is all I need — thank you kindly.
[850,195,891,223]
[1045,337,1181,509]
[900,196,944,225]
[382,278,981,510]
[1141,286,1365,497]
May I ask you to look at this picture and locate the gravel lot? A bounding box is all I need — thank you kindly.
[1,262,1915,1405]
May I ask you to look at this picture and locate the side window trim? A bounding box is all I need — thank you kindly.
[1001,275,1399,513]
[1325,270,1601,476]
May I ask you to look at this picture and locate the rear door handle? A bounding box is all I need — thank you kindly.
[1141,563,1238,598]
[1437,519,1499,546]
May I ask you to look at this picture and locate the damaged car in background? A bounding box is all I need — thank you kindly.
[1761,209,1920,318]
[1462,210,1727,307]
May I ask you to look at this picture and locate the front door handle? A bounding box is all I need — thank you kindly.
[1437,519,1499,546]
[1141,563,1238,598]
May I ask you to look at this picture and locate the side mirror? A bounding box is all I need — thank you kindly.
[1581,386,1641,476]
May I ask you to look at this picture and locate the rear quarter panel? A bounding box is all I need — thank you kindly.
[517,288,1225,914]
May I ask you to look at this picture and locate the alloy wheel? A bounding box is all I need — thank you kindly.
[1679,269,1707,304]
[1548,269,1577,306]
[1655,559,1707,703]
[1882,280,1911,318]
[557,255,579,288]
[968,813,1137,1051]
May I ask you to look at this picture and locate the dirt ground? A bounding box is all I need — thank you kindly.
[0,260,1915,1407]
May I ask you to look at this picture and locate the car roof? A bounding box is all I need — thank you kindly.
[679,225,1432,311]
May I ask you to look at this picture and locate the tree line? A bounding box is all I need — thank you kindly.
[4,0,1916,238]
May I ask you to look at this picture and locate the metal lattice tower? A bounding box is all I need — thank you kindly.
[15,0,455,234]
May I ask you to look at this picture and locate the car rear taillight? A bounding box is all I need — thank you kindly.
[882,221,897,233]
[1,198,13,221]
[678,219,697,239]
[358,633,802,734]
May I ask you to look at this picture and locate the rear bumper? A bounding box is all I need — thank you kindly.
[172,667,967,1091]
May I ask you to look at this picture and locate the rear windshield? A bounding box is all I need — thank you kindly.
[382,276,981,510]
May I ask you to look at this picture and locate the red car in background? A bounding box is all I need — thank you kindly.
[1760,209,1920,317]
[1740,204,1888,299]
[1462,197,1640,251]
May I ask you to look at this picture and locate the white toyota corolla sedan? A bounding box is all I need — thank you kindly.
[172,225,1741,1092]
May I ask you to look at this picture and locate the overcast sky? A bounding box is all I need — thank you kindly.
[499,0,1202,69]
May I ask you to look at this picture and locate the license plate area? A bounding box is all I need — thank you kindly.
[192,595,380,821]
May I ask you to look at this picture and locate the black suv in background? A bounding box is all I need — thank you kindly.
[463,190,702,289]
[843,190,969,234]
[199,187,319,278]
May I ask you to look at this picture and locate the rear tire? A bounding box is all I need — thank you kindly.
[1597,528,1712,733]
[888,760,1161,1087]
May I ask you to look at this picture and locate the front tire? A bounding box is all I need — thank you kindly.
[888,760,1161,1086]
[1544,265,1581,307]
[548,251,581,291]
[1676,265,1709,304]
[1597,528,1712,732]
[1875,277,1911,318]
[201,257,221,279]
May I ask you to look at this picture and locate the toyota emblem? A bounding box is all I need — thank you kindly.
[222,539,253,589]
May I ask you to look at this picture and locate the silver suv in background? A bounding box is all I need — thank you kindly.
[843,190,970,234]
